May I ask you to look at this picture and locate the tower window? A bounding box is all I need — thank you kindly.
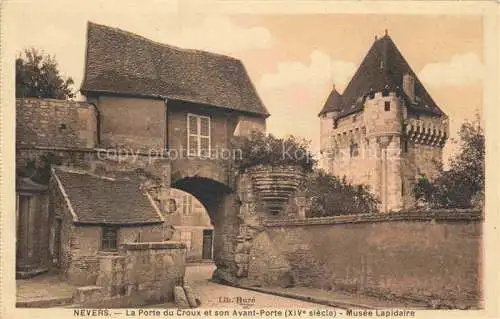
[384,101,391,111]
[350,143,359,157]
[402,139,409,153]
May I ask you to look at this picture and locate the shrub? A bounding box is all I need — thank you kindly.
[411,116,484,209]
[305,170,379,216]
[231,131,316,173]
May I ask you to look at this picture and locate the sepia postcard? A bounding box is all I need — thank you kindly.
[1,0,499,318]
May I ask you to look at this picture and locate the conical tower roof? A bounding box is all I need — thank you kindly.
[318,84,342,116]
[323,31,446,119]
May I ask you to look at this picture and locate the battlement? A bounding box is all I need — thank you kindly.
[405,117,449,147]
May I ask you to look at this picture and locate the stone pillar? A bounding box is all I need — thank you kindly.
[376,135,403,213]
[211,192,241,283]
[386,136,403,212]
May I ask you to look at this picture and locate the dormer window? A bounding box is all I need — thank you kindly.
[382,85,390,97]
[368,89,375,99]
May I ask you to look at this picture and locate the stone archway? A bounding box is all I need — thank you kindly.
[171,176,241,283]
[168,163,307,286]
[167,187,214,261]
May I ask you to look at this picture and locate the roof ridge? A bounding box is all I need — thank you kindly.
[83,21,269,116]
[87,21,242,63]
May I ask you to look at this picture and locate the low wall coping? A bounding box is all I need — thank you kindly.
[76,286,103,292]
[121,241,186,251]
[264,209,483,227]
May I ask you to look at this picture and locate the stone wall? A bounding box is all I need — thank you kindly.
[16,98,97,148]
[320,93,448,211]
[247,210,482,309]
[57,223,165,286]
[74,242,186,307]
[97,96,166,150]
[330,113,371,187]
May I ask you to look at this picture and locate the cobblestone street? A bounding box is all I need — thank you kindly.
[182,263,330,309]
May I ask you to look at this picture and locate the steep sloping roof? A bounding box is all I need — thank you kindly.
[53,168,164,225]
[318,85,342,116]
[81,22,269,117]
[320,33,446,118]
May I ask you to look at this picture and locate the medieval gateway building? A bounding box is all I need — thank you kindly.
[319,31,449,212]
[15,22,269,281]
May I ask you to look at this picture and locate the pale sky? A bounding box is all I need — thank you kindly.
[5,1,484,166]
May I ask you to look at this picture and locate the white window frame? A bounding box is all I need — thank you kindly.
[187,113,211,157]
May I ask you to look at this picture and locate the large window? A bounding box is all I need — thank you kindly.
[187,114,211,157]
[101,226,118,251]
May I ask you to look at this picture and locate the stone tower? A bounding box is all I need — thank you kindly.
[318,31,449,212]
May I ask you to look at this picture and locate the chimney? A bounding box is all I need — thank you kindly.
[402,74,415,102]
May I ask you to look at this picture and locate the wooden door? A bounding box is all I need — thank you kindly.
[202,229,213,260]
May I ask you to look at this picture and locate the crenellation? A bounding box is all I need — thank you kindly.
[318,36,448,212]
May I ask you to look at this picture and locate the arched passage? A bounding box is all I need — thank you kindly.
[171,176,241,279]
[168,187,214,261]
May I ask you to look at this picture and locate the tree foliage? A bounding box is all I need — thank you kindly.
[231,131,317,173]
[305,170,380,217]
[16,48,74,99]
[412,116,485,208]
[17,153,62,185]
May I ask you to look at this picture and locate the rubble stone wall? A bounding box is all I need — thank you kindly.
[248,210,482,308]
[16,98,97,148]
[76,242,186,307]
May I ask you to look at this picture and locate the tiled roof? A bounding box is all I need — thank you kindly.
[320,34,446,119]
[53,168,163,225]
[81,22,270,117]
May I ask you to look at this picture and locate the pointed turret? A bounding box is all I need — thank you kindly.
[318,84,342,116]
[333,31,446,119]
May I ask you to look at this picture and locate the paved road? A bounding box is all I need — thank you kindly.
[181,263,332,309]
